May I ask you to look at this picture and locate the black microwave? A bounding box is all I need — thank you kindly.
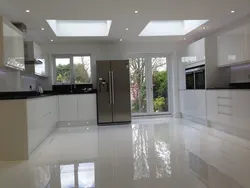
[185,65,205,90]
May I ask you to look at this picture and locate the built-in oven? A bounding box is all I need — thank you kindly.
[185,65,205,90]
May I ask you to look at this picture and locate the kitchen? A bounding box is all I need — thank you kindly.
[1,12,250,161]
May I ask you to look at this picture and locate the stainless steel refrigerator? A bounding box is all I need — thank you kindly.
[96,60,131,125]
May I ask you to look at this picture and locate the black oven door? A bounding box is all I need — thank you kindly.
[195,70,205,89]
[186,72,195,89]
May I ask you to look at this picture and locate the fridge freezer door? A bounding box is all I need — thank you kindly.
[96,61,113,124]
[111,60,131,122]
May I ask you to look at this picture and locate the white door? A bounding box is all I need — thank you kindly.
[130,56,170,116]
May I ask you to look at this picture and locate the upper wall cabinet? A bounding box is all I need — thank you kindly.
[0,17,25,70]
[218,25,248,67]
[181,38,205,67]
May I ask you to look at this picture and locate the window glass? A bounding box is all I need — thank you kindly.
[55,58,71,84]
[73,56,92,84]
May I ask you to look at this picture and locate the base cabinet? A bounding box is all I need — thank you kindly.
[58,95,78,121]
[206,90,250,140]
[27,96,58,154]
[58,94,97,124]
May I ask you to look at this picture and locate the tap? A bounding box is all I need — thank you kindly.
[70,77,76,93]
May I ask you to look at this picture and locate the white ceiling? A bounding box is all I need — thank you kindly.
[1,0,250,44]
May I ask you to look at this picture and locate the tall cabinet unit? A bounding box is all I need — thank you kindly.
[0,17,25,70]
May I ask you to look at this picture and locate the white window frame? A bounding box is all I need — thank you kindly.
[52,54,92,85]
[129,53,172,116]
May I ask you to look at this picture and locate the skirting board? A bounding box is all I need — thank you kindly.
[208,120,250,141]
[181,113,208,126]
[57,119,97,127]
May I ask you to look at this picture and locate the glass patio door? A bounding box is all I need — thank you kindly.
[150,57,168,114]
[130,56,169,116]
[130,57,148,115]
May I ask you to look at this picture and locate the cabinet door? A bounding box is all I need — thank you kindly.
[187,38,205,63]
[58,95,78,121]
[2,20,25,70]
[218,27,244,67]
[77,94,97,122]
[244,23,250,61]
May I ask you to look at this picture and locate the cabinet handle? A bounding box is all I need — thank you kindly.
[108,71,112,104]
[111,71,115,104]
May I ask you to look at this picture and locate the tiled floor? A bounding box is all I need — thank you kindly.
[1,117,250,188]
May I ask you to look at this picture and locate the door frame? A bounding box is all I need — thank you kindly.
[129,53,172,116]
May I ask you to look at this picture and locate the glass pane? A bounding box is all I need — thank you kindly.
[130,58,147,114]
[60,164,75,188]
[73,56,92,84]
[151,57,168,113]
[55,58,71,84]
[78,163,95,188]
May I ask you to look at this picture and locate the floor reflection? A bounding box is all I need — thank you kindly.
[132,124,150,180]
[188,151,243,188]
[57,162,95,188]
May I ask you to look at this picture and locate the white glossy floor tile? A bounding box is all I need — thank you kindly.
[1,118,250,188]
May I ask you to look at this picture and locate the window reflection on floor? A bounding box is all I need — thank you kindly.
[78,163,95,188]
[154,125,171,178]
[132,124,150,180]
[132,124,172,180]
[60,164,75,188]
[60,163,95,188]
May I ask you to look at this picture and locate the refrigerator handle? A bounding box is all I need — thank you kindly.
[108,71,112,104]
[111,71,115,104]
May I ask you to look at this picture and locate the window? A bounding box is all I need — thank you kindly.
[54,55,92,84]
[73,56,91,84]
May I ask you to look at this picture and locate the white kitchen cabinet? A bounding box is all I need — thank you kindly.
[0,17,25,70]
[77,94,97,122]
[206,90,250,140]
[58,95,78,122]
[206,90,218,122]
[180,90,206,121]
[58,94,97,124]
[244,23,250,61]
[26,96,58,154]
[181,38,205,67]
[217,25,245,67]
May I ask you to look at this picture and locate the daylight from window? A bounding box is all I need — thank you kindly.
[55,56,91,84]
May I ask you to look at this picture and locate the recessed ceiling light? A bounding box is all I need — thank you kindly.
[26,10,30,13]
[134,10,139,14]
[41,28,45,31]
[202,26,207,30]
[120,39,123,41]
[184,38,186,40]
[50,39,54,42]
[231,10,235,13]
[126,28,129,31]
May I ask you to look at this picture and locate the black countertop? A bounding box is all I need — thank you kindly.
[206,88,250,90]
[0,89,97,100]
[207,83,250,90]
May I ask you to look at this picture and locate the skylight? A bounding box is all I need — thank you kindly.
[47,20,112,37]
[139,20,208,36]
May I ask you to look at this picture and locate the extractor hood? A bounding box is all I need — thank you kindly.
[24,41,43,65]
